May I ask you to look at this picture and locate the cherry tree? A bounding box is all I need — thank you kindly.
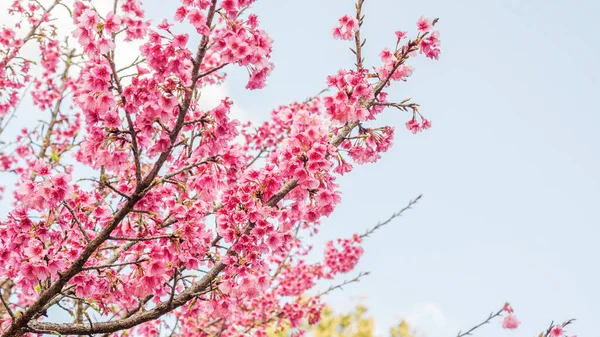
[0,0,574,336]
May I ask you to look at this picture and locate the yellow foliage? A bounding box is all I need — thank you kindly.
[268,304,415,337]
[390,320,415,337]
[311,304,374,337]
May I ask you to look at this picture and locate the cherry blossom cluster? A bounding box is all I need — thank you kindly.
[211,13,274,90]
[1,1,540,337]
[549,325,572,337]
[341,125,395,165]
[324,69,374,123]
[541,320,577,337]
[72,0,147,56]
[0,1,59,118]
[0,1,578,336]
[323,234,364,278]
[416,16,441,60]
[501,303,520,329]
[332,14,359,41]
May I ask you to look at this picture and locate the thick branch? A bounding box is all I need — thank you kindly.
[1,3,220,336]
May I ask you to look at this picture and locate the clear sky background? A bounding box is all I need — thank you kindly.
[2,1,599,336]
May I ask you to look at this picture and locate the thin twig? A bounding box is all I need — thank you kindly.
[540,319,576,337]
[302,88,329,104]
[372,101,420,113]
[63,202,91,243]
[246,147,266,169]
[104,182,132,200]
[198,63,228,78]
[162,157,218,181]
[353,0,366,69]
[360,194,422,239]
[317,271,370,297]
[456,306,504,337]
[81,259,148,271]
[108,235,176,242]
[0,289,14,319]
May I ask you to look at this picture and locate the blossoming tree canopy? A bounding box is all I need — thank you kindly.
[0,0,575,336]
[0,0,438,334]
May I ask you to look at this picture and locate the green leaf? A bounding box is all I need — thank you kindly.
[187,298,197,310]
[51,150,60,162]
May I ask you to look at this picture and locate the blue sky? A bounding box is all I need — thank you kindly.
[2,0,599,336]
[213,0,599,336]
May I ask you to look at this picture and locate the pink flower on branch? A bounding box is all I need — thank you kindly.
[550,325,565,337]
[417,15,433,33]
[502,314,520,329]
[332,14,359,40]
[0,2,521,337]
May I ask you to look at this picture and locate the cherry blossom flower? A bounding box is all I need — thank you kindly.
[332,14,359,40]
[502,314,520,329]
[417,16,433,33]
[550,325,565,337]
[0,1,447,336]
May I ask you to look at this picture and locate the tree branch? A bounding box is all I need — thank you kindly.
[456,306,504,337]
[63,202,90,243]
[81,259,148,271]
[352,0,366,69]
[198,63,228,78]
[317,271,369,297]
[0,288,14,319]
[11,3,429,336]
[1,2,221,336]
[108,235,176,242]
[360,194,422,239]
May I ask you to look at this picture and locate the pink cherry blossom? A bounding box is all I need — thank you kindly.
[380,47,396,65]
[395,30,408,41]
[550,325,565,337]
[503,302,514,313]
[417,15,433,33]
[502,314,520,329]
[422,118,432,130]
[332,14,359,40]
[421,31,441,60]
[406,118,421,134]
[104,12,122,34]
[0,1,476,337]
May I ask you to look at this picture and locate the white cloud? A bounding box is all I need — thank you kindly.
[0,0,142,73]
[0,1,247,122]
[398,302,450,337]
[197,84,250,123]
